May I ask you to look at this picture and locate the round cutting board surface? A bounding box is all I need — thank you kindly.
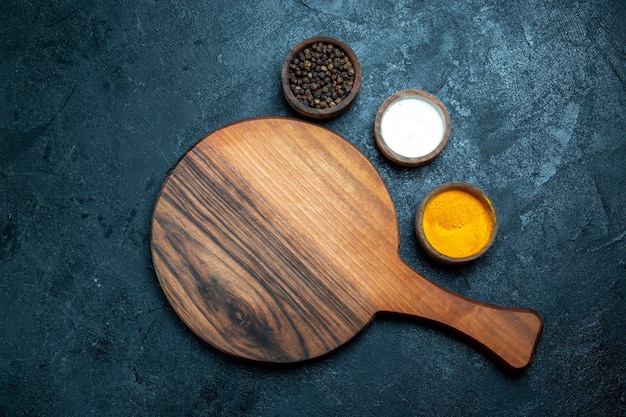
[151,117,396,362]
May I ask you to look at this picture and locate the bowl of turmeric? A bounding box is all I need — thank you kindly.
[415,182,498,264]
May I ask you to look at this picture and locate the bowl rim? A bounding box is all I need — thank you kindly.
[415,182,498,264]
[374,89,451,166]
[281,36,362,120]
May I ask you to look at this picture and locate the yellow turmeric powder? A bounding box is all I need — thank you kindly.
[421,188,495,258]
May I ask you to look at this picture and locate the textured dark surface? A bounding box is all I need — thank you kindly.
[1,1,624,416]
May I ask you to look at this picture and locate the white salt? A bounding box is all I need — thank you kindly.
[380,97,445,158]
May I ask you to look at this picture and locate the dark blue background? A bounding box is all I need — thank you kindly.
[1,1,625,415]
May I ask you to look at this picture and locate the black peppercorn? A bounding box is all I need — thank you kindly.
[288,43,356,110]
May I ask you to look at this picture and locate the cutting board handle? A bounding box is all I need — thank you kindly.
[381,262,543,369]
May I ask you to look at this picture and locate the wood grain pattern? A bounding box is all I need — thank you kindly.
[150,117,543,368]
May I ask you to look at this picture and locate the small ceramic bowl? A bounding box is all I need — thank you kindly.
[374,89,451,166]
[415,182,498,264]
[281,36,362,120]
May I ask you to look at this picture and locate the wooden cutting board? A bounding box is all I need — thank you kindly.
[150,117,543,369]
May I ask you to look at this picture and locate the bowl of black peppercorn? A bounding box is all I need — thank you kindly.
[282,36,362,120]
